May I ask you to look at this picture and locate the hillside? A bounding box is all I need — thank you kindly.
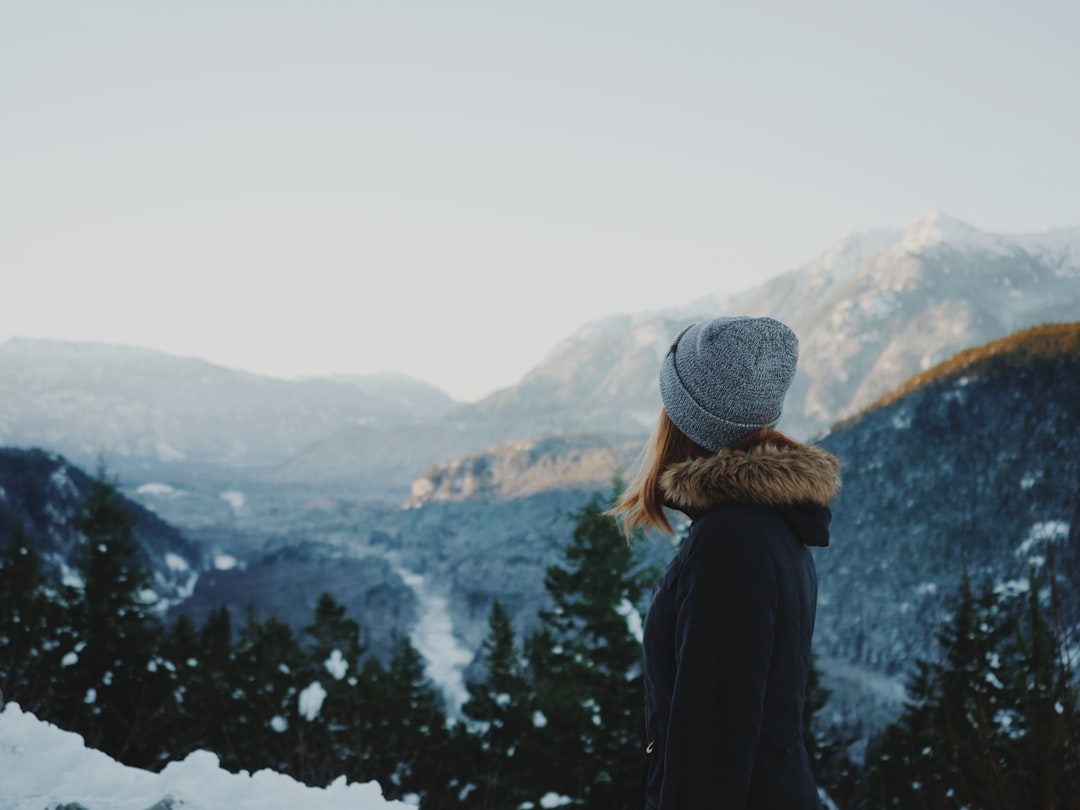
[813,322,1080,721]
[0,448,200,606]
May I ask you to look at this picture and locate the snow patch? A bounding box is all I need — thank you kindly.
[136,482,177,496]
[901,211,1012,255]
[49,466,78,498]
[220,490,245,511]
[60,561,84,589]
[214,554,238,571]
[299,681,328,721]
[1016,520,1069,557]
[993,578,1030,598]
[539,792,573,808]
[164,553,190,572]
[0,702,405,809]
[324,649,348,681]
[616,598,644,643]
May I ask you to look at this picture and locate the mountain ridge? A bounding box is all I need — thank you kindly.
[4,212,1079,496]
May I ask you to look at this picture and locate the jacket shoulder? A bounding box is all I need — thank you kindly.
[679,505,788,582]
[686,504,789,555]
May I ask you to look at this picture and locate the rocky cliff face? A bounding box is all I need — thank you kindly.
[406,434,642,506]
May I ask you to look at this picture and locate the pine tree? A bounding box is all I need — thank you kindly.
[525,490,652,809]
[868,571,1009,808]
[0,524,74,713]
[54,473,170,767]
[803,653,862,808]
[227,610,309,774]
[294,593,368,786]
[1005,559,1080,808]
[181,605,241,765]
[460,599,536,810]
[376,638,453,803]
[867,564,1080,809]
[157,612,203,759]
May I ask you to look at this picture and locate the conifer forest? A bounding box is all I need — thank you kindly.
[2,475,1077,809]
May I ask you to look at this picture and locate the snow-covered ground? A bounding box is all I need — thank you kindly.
[0,703,405,810]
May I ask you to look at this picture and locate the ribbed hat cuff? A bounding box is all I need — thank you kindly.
[659,350,780,453]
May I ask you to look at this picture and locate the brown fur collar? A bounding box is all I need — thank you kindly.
[659,439,841,511]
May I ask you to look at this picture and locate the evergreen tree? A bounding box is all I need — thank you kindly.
[0,524,75,714]
[803,653,862,808]
[1004,558,1080,808]
[460,599,536,810]
[227,610,309,774]
[157,612,203,759]
[525,490,652,809]
[868,565,1080,809]
[373,637,453,804]
[182,605,242,764]
[294,593,368,786]
[54,473,170,767]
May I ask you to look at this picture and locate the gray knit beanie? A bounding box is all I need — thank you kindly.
[659,316,799,452]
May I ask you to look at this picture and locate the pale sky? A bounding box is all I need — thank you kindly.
[3,1,1078,401]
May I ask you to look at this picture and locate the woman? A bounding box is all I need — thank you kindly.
[611,316,840,810]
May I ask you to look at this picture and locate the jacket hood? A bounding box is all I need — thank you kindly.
[659,439,840,547]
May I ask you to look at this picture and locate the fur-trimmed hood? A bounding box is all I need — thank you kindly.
[659,439,840,513]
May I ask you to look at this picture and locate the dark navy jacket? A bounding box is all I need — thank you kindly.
[643,439,838,810]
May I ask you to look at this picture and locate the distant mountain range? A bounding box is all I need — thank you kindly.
[1,212,1077,495]
[0,339,456,473]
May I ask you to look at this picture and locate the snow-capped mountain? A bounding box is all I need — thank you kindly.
[0,339,456,471]
[453,212,1080,442]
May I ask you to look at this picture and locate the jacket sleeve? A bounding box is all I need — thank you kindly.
[660,518,778,809]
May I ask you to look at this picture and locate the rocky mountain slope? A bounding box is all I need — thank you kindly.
[406,433,641,506]
[453,212,1080,443]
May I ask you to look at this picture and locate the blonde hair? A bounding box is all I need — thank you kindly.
[608,409,711,536]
